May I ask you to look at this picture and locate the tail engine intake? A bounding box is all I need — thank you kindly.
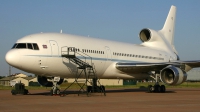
[139,28,163,43]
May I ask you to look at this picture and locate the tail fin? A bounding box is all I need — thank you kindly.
[160,5,177,53]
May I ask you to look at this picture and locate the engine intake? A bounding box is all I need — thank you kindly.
[139,28,163,43]
[139,29,151,42]
[160,66,187,85]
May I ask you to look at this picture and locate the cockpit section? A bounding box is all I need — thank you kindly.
[12,43,39,50]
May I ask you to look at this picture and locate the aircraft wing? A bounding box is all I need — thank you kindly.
[116,60,200,73]
[171,60,200,71]
[171,60,200,67]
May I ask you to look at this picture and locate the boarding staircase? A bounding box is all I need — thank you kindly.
[60,47,106,96]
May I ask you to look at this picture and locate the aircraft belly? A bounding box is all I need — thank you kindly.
[100,62,149,79]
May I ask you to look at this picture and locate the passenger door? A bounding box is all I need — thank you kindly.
[49,40,59,56]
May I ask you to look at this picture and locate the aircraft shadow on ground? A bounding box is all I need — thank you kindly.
[27,86,176,96]
[27,91,51,96]
[105,88,176,93]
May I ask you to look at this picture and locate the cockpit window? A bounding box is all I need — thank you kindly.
[27,43,33,49]
[12,44,17,49]
[12,43,39,50]
[16,43,26,48]
[33,43,39,50]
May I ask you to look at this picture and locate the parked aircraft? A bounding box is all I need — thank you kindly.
[5,5,200,94]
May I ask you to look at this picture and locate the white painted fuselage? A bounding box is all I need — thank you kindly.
[5,33,177,80]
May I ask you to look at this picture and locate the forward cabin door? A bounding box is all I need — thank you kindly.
[49,40,59,56]
[49,40,60,74]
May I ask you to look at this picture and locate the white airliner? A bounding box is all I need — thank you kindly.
[5,5,200,94]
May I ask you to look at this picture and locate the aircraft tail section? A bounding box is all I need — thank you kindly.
[160,5,177,53]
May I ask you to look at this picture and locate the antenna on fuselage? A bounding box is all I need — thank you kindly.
[60,29,62,33]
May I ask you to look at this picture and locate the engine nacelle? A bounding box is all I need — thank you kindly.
[160,66,187,85]
[37,76,64,87]
[139,28,163,42]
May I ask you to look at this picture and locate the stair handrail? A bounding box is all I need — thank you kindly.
[61,46,93,67]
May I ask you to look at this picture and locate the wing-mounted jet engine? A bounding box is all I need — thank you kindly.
[160,65,187,85]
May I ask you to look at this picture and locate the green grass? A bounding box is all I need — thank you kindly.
[1,82,200,90]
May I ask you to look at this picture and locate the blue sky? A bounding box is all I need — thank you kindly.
[1,0,200,76]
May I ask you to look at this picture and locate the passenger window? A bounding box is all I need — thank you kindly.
[33,43,39,50]
[27,43,33,49]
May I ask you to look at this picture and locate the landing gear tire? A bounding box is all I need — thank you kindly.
[148,85,165,93]
[50,88,60,96]
[55,89,60,95]
[148,85,154,93]
[160,85,166,93]
[154,85,161,93]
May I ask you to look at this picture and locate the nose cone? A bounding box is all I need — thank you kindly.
[5,50,21,68]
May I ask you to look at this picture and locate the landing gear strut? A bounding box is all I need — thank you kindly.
[50,77,61,95]
[148,73,166,93]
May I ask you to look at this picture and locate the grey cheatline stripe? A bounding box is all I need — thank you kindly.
[25,55,140,63]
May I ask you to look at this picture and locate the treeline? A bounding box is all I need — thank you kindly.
[0,76,5,79]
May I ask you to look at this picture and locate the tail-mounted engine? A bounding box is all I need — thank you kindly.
[37,76,64,87]
[160,65,187,85]
[139,28,163,43]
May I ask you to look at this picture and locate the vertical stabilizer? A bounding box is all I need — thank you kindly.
[160,5,177,53]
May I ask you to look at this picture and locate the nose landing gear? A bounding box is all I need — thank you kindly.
[50,77,61,96]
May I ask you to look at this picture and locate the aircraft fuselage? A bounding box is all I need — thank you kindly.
[5,33,177,80]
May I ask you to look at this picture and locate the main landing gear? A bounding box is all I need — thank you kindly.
[50,77,61,96]
[148,73,166,93]
[147,84,166,93]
